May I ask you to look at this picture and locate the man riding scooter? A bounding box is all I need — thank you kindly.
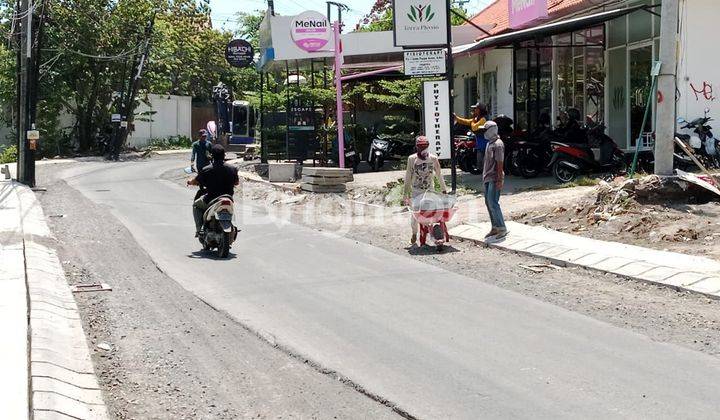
[187,144,240,238]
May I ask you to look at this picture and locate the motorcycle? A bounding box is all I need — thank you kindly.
[675,109,719,169]
[368,134,416,171]
[454,123,480,175]
[198,195,238,258]
[343,142,361,173]
[185,167,238,259]
[549,122,626,184]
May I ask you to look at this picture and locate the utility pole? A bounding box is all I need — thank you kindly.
[445,0,457,193]
[654,0,680,175]
[16,0,31,185]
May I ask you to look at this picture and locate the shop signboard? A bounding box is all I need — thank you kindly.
[225,39,254,68]
[508,0,548,29]
[393,0,448,48]
[290,11,332,53]
[404,49,446,76]
[423,80,451,159]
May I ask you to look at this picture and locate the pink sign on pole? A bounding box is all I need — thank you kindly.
[508,0,548,29]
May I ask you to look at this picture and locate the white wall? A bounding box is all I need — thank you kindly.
[676,0,720,125]
[453,49,513,118]
[129,94,192,148]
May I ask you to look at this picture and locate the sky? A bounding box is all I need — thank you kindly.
[210,0,496,32]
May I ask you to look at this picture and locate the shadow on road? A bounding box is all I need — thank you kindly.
[187,250,238,260]
[405,244,460,255]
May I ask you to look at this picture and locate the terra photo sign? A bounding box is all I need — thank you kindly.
[393,0,448,48]
[404,49,446,76]
[225,39,254,68]
[423,80,451,160]
[290,11,332,53]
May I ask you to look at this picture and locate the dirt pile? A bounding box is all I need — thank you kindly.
[514,174,720,259]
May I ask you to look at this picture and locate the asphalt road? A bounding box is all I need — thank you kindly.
[58,158,720,419]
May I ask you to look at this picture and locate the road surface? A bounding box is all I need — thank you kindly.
[55,158,720,419]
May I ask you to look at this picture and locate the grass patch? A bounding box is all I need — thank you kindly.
[143,135,192,151]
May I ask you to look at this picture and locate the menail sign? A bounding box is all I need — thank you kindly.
[508,0,548,29]
[291,11,332,52]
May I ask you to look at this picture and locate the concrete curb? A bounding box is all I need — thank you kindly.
[9,181,109,419]
[450,221,720,300]
[0,181,30,420]
[239,170,301,194]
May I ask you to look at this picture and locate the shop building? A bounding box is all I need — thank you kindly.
[453,0,717,152]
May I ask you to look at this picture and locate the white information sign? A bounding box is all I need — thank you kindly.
[423,80,451,160]
[393,0,449,47]
[111,114,121,123]
[404,49,446,76]
[27,130,40,140]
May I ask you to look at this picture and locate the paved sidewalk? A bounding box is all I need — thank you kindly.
[0,180,108,419]
[450,221,720,299]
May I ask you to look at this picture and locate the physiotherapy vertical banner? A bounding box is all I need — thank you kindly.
[423,80,451,160]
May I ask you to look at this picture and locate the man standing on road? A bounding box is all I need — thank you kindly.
[191,130,211,172]
[454,102,489,170]
[187,145,240,237]
[481,121,507,239]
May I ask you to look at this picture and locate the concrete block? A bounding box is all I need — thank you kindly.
[591,257,636,273]
[33,377,104,405]
[34,391,107,420]
[687,278,720,295]
[662,272,712,288]
[302,167,353,179]
[301,183,346,193]
[613,262,657,278]
[32,362,101,390]
[641,266,683,283]
[268,163,299,182]
[524,243,555,254]
[572,253,611,267]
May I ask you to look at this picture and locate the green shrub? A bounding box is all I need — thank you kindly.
[0,144,17,164]
[144,135,192,151]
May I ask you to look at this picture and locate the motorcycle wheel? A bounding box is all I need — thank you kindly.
[553,160,578,184]
[218,232,231,258]
[517,151,540,179]
[370,156,381,172]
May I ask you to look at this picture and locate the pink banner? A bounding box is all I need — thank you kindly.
[508,0,548,29]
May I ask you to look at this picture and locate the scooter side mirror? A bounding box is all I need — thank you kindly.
[677,117,687,124]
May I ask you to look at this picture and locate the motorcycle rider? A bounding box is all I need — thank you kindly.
[455,102,489,170]
[403,136,448,245]
[187,144,240,237]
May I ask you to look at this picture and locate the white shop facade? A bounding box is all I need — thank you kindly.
[453,0,719,152]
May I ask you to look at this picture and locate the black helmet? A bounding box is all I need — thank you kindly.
[211,144,225,162]
[566,107,581,122]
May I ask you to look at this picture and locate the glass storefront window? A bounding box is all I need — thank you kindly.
[608,15,626,48]
[628,1,652,44]
[556,46,573,113]
[629,45,653,146]
[585,47,605,122]
[608,48,628,148]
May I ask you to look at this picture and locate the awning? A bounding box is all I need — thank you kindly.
[456,5,648,55]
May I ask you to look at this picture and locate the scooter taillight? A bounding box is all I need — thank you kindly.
[221,199,233,206]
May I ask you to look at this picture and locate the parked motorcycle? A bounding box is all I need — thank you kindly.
[454,123,480,175]
[198,194,238,258]
[549,122,626,183]
[368,134,416,171]
[675,109,719,169]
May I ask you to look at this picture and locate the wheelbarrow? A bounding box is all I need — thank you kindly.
[411,192,457,248]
